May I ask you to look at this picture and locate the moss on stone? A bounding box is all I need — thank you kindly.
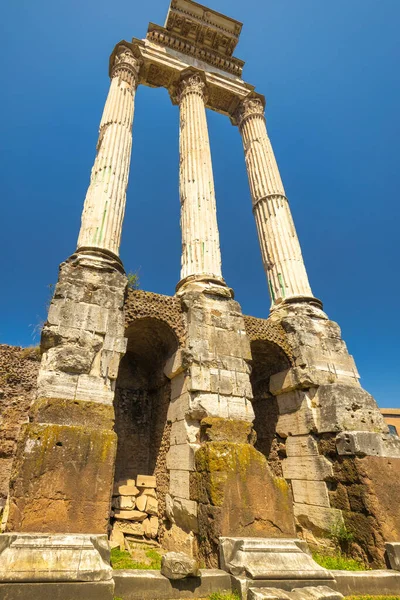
[30,397,115,429]
[200,417,255,444]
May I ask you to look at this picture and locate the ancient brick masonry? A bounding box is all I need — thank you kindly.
[0,346,40,511]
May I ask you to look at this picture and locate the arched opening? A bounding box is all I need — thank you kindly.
[250,339,291,476]
[114,317,178,481]
[112,317,179,544]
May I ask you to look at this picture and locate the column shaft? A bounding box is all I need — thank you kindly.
[236,96,313,305]
[178,73,223,285]
[77,46,140,256]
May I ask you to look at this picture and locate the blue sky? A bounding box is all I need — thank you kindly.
[1,0,399,407]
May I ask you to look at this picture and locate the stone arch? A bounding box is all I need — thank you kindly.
[113,316,179,499]
[244,315,292,475]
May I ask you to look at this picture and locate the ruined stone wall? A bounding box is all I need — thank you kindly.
[0,345,40,509]
[319,434,400,567]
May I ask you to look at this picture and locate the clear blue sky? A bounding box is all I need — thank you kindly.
[1,0,399,407]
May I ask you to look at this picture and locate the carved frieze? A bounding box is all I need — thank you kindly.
[146,25,244,76]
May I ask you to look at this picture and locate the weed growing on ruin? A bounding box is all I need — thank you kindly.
[330,519,354,551]
[312,551,365,571]
[127,271,140,290]
[110,547,162,570]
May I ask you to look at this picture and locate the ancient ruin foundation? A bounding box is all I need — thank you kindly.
[1,1,400,598]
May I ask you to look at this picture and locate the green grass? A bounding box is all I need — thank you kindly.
[110,547,162,570]
[346,596,400,600]
[312,551,366,571]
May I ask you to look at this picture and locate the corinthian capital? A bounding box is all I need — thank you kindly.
[176,71,207,103]
[234,94,265,127]
[111,45,141,85]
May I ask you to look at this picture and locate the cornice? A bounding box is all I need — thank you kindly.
[147,24,244,77]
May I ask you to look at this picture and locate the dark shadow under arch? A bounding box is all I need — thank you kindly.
[250,339,291,474]
[114,317,179,483]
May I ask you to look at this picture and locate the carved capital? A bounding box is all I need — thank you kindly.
[111,45,141,86]
[176,72,207,104]
[234,95,265,128]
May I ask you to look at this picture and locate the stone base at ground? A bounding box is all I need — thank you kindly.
[0,533,112,582]
[0,580,114,600]
[113,568,231,599]
[220,538,333,581]
[248,586,343,600]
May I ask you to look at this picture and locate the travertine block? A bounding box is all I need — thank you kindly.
[146,496,158,515]
[112,496,135,510]
[167,392,191,423]
[286,435,319,457]
[170,373,188,401]
[135,495,147,512]
[291,480,330,507]
[75,375,114,405]
[114,484,139,497]
[139,488,157,499]
[164,350,185,379]
[314,384,388,434]
[169,470,190,500]
[282,456,333,481]
[170,419,199,445]
[136,475,156,488]
[115,520,144,536]
[113,510,147,521]
[166,444,195,471]
[293,503,343,532]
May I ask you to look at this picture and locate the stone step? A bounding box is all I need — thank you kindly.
[248,587,343,600]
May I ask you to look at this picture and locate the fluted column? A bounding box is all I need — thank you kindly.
[176,71,224,289]
[77,45,140,256]
[234,94,316,307]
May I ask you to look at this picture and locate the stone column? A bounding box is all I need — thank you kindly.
[175,71,225,291]
[234,93,316,307]
[77,45,140,256]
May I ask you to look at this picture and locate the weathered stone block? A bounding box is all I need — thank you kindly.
[294,503,343,533]
[336,431,400,458]
[219,537,333,580]
[385,542,400,570]
[314,384,388,434]
[135,495,147,512]
[276,391,317,437]
[167,392,191,423]
[170,419,199,445]
[136,475,156,488]
[290,586,343,600]
[167,444,196,471]
[248,588,292,600]
[291,480,330,507]
[6,423,116,534]
[170,470,190,500]
[200,417,255,444]
[286,435,319,457]
[282,456,333,482]
[146,496,158,515]
[164,349,185,379]
[30,397,115,429]
[0,533,112,582]
[161,551,200,580]
[113,510,147,521]
[167,495,199,533]
[115,484,140,497]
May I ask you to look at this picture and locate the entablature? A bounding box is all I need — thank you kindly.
[109,38,262,119]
